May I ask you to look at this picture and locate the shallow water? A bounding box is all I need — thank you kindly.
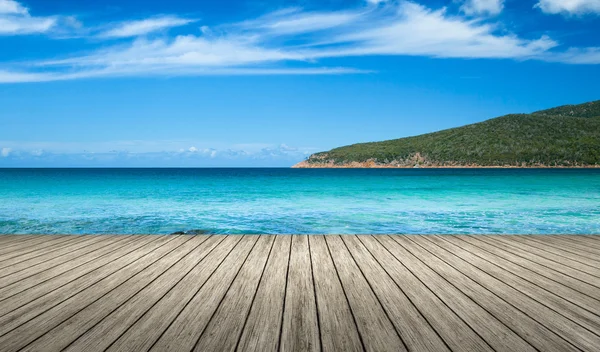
[1,168,599,234]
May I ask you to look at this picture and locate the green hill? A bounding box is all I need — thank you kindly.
[295,100,600,168]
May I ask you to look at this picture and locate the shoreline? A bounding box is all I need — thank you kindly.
[292,161,600,168]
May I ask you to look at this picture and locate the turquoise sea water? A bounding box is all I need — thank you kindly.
[1,168,599,234]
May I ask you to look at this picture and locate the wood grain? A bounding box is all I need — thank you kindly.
[1,234,599,352]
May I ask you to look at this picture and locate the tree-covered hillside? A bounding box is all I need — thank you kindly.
[300,100,600,167]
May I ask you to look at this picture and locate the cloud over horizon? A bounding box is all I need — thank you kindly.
[0,0,599,83]
[0,141,315,167]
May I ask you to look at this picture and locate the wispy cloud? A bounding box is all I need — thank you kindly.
[536,0,600,15]
[459,0,504,16]
[0,0,27,14]
[0,0,56,35]
[0,142,314,166]
[0,0,599,82]
[301,2,555,60]
[1,147,11,157]
[97,16,197,38]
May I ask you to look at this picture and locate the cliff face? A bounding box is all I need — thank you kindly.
[293,101,600,168]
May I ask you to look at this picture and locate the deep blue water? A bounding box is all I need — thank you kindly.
[1,168,599,234]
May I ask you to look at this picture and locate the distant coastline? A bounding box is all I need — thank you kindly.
[296,100,600,169]
[292,160,600,168]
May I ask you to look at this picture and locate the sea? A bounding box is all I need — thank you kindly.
[1,168,599,235]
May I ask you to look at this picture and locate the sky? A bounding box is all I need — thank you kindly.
[0,0,599,167]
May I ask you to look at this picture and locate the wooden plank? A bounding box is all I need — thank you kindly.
[343,236,449,352]
[0,235,131,297]
[546,235,600,252]
[416,235,600,352]
[0,235,188,352]
[0,235,68,258]
[106,236,242,352]
[0,235,125,286]
[21,236,208,352]
[502,236,600,274]
[193,236,275,352]
[395,236,577,352]
[388,235,534,352]
[326,235,406,352]
[427,236,600,334]
[0,235,76,262]
[0,235,101,273]
[0,235,38,246]
[358,235,490,352]
[61,236,221,352]
[236,235,291,352]
[485,236,600,288]
[531,235,600,258]
[149,235,259,352]
[461,235,600,301]
[0,235,157,318]
[454,236,600,308]
[309,235,363,352]
[280,235,320,352]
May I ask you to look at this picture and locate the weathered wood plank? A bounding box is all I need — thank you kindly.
[309,235,363,352]
[502,236,600,274]
[418,236,600,352]
[280,235,320,352]
[21,236,207,352]
[236,235,291,352]
[0,235,68,257]
[388,235,534,352]
[483,236,600,288]
[448,236,600,314]
[0,235,54,253]
[0,235,76,262]
[107,235,242,352]
[359,235,491,352]
[0,235,186,352]
[0,235,133,298]
[193,236,275,352]
[62,236,221,352]
[531,235,600,263]
[0,235,103,273]
[149,235,259,352]
[397,236,577,352]
[0,235,127,289]
[461,235,600,301]
[427,236,600,334]
[0,235,147,316]
[326,235,406,352]
[343,236,449,352]
[0,234,598,352]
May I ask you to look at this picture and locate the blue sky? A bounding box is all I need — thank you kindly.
[1,0,599,167]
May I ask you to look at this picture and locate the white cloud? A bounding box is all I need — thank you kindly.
[544,47,600,64]
[1,147,11,157]
[0,142,314,166]
[237,7,361,36]
[98,16,197,39]
[460,0,504,16]
[0,0,599,82]
[0,0,26,14]
[536,0,600,15]
[306,2,555,60]
[0,0,57,35]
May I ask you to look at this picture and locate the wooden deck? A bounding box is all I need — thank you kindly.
[0,235,599,352]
